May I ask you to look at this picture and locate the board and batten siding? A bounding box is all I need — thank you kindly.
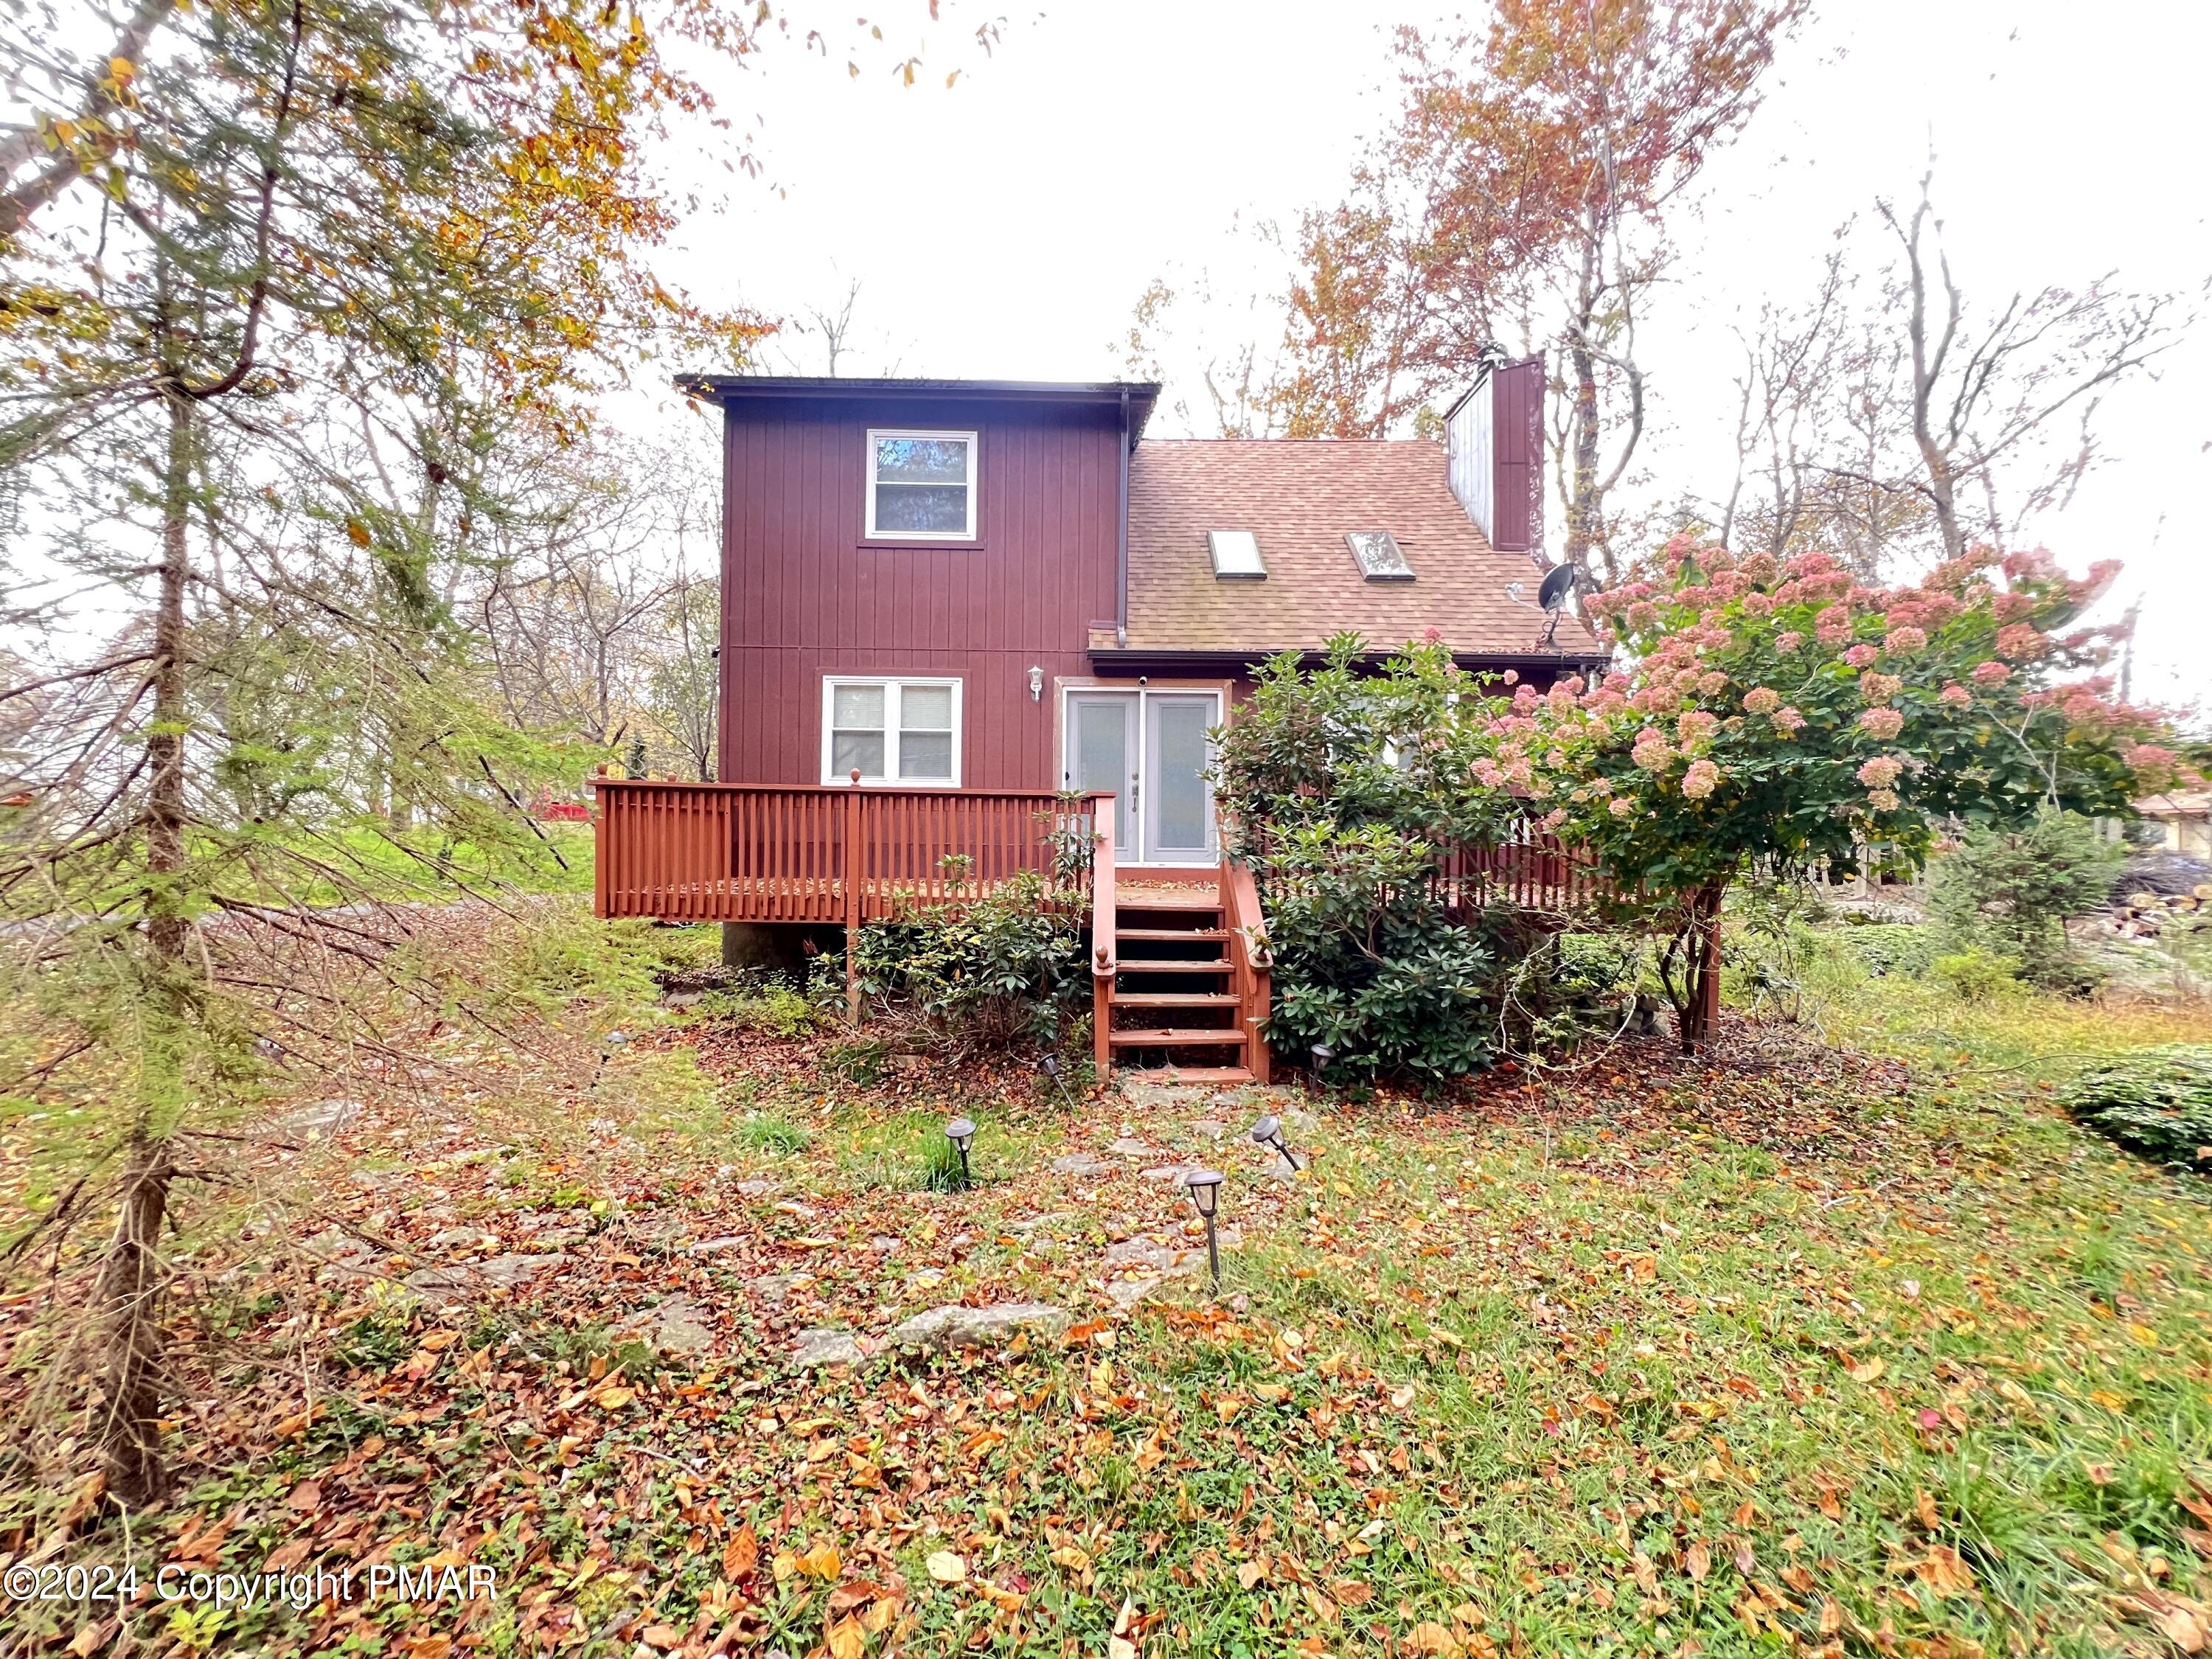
[718,396,1123,790]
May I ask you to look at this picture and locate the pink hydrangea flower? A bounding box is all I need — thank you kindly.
[1995,623,2047,661]
[1772,706,1806,734]
[1680,758,1721,800]
[1970,660,2012,687]
[1885,625,1928,655]
[1678,709,1719,745]
[1858,707,1905,740]
[1775,631,1804,654]
[1697,671,1728,698]
[1843,644,1879,669]
[1742,686,1781,715]
[1938,682,1972,709]
[1740,591,1774,617]
[1860,671,1904,705]
[1814,605,1854,644]
[1856,755,1904,789]
[1608,796,1635,818]
[1866,787,1901,812]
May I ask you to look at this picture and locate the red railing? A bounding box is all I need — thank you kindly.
[1430,826,1609,914]
[594,781,1102,924]
[1221,855,1273,1085]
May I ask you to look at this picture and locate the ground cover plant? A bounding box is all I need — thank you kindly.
[3,900,2207,1658]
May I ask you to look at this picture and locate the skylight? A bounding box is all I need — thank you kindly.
[1208,530,1267,580]
[1346,530,1413,582]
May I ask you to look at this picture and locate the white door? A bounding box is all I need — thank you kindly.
[1065,692,1137,858]
[1144,694,1218,863]
[1063,689,1220,863]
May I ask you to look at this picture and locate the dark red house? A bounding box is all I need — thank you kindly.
[595,366,1603,1083]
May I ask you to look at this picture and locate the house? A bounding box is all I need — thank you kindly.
[2135,790,2211,860]
[594,369,1606,1083]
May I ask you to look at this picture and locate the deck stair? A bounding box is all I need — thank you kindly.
[1088,837,1273,1088]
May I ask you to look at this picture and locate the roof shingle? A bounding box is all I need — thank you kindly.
[1123,439,1597,661]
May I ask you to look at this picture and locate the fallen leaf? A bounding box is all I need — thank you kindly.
[1686,1540,1710,1582]
[926,1551,967,1584]
[796,1541,841,1581]
[723,1524,758,1579]
[1408,1621,1461,1655]
[1848,1357,1885,1383]
[594,1385,635,1411]
[825,1615,866,1659]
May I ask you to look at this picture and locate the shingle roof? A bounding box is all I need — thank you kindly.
[1121,439,1599,662]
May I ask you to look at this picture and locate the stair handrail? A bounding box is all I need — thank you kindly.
[1220,852,1273,1085]
[1090,813,1116,1085]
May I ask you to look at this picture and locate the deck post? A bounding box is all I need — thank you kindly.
[844,770,863,1023]
[1090,812,1116,1088]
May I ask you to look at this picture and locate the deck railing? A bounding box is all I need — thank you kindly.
[594,780,1102,925]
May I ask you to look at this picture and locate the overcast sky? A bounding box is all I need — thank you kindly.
[644,1,2212,716]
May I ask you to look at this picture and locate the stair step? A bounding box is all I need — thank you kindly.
[1112,992,1241,1008]
[1116,961,1233,975]
[1122,1065,1255,1086]
[1107,1026,1250,1048]
[1116,927,1230,940]
[1114,891,1223,912]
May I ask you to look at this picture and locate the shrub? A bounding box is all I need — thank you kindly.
[719,983,816,1037]
[1261,822,1501,1084]
[1929,810,2124,989]
[852,869,1082,1051]
[2056,1046,2212,1172]
[1841,922,1935,978]
[1930,947,2021,1002]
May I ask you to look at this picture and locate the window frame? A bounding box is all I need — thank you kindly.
[863,428,979,542]
[820,675,964,788]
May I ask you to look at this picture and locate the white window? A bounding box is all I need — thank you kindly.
[822,677,961,786]
[866,429,977,540]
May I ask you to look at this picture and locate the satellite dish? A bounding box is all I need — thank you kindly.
[1537,563,1577,612]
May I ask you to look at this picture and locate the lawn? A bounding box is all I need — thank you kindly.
[1,905,2207,1658]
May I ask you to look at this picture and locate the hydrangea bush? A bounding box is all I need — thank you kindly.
[1550,539,2174,1040]
[1214,540,2182,1064]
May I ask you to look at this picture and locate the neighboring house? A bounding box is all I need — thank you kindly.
[595,368,1604,1082]
[2136,790,2212,860]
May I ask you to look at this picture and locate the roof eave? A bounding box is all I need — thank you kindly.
[675,375,1162,441]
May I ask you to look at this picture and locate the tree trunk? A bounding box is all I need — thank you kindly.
[1675,881,1725,1051]
[98,383,193,1509]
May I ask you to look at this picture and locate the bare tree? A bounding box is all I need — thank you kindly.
[1874,173,2180,563]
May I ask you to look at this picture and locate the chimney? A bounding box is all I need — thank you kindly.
[1445,355,1546,565]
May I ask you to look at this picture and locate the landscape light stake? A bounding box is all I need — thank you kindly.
[1249,1113,1301,1172]
[1037,1051,1078,1112]
[945,1117,976,1189]
[1183,1169,1224,1293]
[1309,1043,1334,1090]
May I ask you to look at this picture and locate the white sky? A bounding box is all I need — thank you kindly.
[644,0,2212,718]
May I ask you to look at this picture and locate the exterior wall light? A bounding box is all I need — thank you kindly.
[1249,1113,1301,1172]
[1183,1168,1225,1291]
[1027,666,1044,701]
[946,1116,977,1188]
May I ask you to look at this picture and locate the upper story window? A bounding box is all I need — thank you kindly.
[866,429,977,540]
[824,676,961,786]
